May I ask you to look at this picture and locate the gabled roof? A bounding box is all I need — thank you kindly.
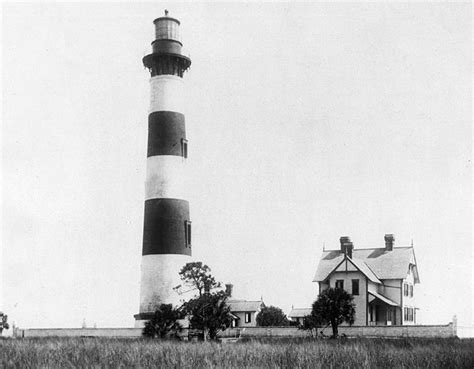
[288,308,312,318]
[227,300,264,313]
[313,246,419,283]
[349,258,381,284]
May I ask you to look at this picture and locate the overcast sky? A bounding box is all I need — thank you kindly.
[2,2,472,330]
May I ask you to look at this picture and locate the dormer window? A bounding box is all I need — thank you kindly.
[181,138,188,159]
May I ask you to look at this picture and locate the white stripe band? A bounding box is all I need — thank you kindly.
[145,155,187,201]
[149,75,185,114]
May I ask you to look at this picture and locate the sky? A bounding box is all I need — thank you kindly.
[2,2,472,331]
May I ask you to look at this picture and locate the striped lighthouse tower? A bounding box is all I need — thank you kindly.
[135,11,192,325]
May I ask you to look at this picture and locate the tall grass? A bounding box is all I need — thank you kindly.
[1,337,473,368]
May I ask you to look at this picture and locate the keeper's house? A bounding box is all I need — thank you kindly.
[313,234,419,326]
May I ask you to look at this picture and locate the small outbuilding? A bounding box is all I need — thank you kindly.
[224,284,265,327]
[288,308,312,326]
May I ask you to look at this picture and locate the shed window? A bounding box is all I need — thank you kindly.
[351,279,359,295]
[245,312,251,323]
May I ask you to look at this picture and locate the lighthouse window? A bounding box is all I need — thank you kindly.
[181,139,188,159]
[185,220,192,246]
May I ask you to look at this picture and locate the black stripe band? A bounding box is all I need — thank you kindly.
[142,198,191,256]
[147,111,186,157]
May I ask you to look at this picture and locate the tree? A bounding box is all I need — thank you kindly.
[0,312,9,336]
[256,306,289,326]
[179,262,233,340]
[178,262,220,297]
[183,290,233,340]
[300,313,324,338]
[307,287,355,338]
[142,304,184,339]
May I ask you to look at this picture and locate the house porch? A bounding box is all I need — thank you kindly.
[368,291,400,326]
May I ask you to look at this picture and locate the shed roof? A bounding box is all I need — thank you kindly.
[288,308,312,318]
[227,300,264,313]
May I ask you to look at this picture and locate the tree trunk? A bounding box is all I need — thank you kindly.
[331,320,338,338]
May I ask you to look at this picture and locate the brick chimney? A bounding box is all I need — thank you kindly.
[340,236,353,258]
[225,283,233,298]
[346,241,353,258]
[384,234,394,251]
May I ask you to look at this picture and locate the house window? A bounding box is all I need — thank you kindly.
[184,221,192,247]
[335,280,344,290]
[387,308,392,322]
[404,307,408,321]
[181,138,188,159]
[351,279,359,295]
[245,312,251,323]
[409,285,413,297]
[403,283,408,296]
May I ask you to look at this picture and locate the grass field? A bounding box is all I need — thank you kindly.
[1,337,473,368]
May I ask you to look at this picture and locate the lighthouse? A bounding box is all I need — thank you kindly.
[135,11,192,325]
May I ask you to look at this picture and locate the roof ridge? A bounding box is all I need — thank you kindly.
[324,246,414,251]
[291,307,311,310]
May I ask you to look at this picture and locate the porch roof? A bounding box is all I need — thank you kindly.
[229,312,240,320]
[369,291,399,306]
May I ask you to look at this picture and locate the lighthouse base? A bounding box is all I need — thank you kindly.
[133,314,152,328]
[133,314,190,329]
[138,254,190,312]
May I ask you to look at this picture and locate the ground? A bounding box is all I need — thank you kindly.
[1,337,473,368]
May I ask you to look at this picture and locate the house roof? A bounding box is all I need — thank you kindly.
[312,252,344,282]
[227,300,263,313]
[313,246,419,283]
[288,308,312,318]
